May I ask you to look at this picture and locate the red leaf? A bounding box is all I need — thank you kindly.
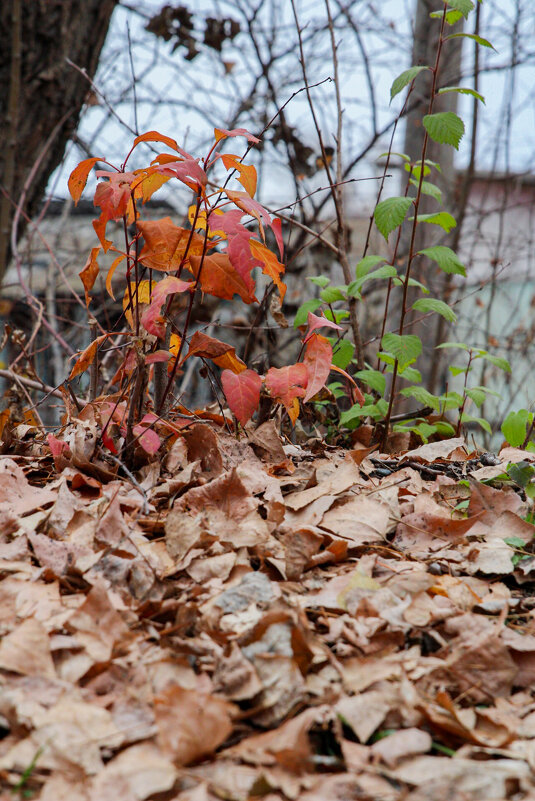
[94,171,136,221]
[265,363,308,410]
[141,277,194,337]
[153,159,207,192]
[272,217,284,259]
[225,189,272,241]
[133,419,161,455]
[101,430,118,454]
[304,311,343,342]
[188,253,257,304]
[208,209,245,237]
[68,157,102,204]
[303,334,332,402]
[47,433,69,463]
[214,127,260,144]
[221,369,262,425]
[79,246,100,306]
[146,350,171,364]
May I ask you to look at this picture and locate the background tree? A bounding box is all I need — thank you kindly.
[0,0,118,284]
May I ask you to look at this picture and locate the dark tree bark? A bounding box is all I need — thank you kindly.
[0,0,118,286]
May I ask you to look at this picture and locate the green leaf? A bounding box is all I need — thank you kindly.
[308,275,330,288]
[438,86,486,104]
[393,275,429,293]
[294,299,321,328]
[399,365,422,382]
[507,461,535,490]
[460,411,492,434]
[502,409,530,447]
[445,0,475,20]
[418,245,466,276]
[440,390,464,409]
[465,387,486,408]
[477,352,511,373]
[437,341,470,351]
[331,339,354,369]
[413,211,457,232]
[320,286,346,303]
[348,265,397,297]
[324,308,349,324]
[430,9,465,25]
[445,32,496,50]
[504,536,527,550]
[410,178,442,203]
[355,254,387,278]
[449,365,467,377]
[374,197,413,240]
[399,385,441,412]
[412,297,457,322]
[340,403,379,427]
[379,151,411,161]
[423,112,465,150]
[390,66,430,101]
[381,333,422,368]
[355,369,386,396]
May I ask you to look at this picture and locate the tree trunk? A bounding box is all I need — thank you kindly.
[0,0,118,286]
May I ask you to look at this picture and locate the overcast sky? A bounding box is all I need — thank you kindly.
[51,0,535,209]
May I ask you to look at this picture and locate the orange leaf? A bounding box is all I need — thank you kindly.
[93,213,112,252]
[303,334,332,402]
[68,334,108,381]
[287,397,300,425]
[79,246,100,306]
[188,253,256,304]
[132,130,180,152]
[265,363,308,411]
[138,217,206,272]
[68,157,102,204]
[168,332,182,373]
[221,154,257,197]
[249,239,286,300]
[106,252,127,299]
[132,169,171,204]
[330,364,366,406]
[221,369,262,425]
[185,331,246,373]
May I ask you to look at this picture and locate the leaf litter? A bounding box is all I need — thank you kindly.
[1,423,535,800]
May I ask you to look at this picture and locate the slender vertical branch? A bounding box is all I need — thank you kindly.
[381,3,449,448]
[291,0,364,367]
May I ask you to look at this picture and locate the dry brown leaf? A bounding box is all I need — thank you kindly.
[370,727,432,767]
[0,617,55,678]
[155,685,234,765]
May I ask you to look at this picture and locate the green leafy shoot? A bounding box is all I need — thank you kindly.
[390,66,430,101]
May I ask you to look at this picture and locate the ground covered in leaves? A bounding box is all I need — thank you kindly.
[2,420,535,800]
